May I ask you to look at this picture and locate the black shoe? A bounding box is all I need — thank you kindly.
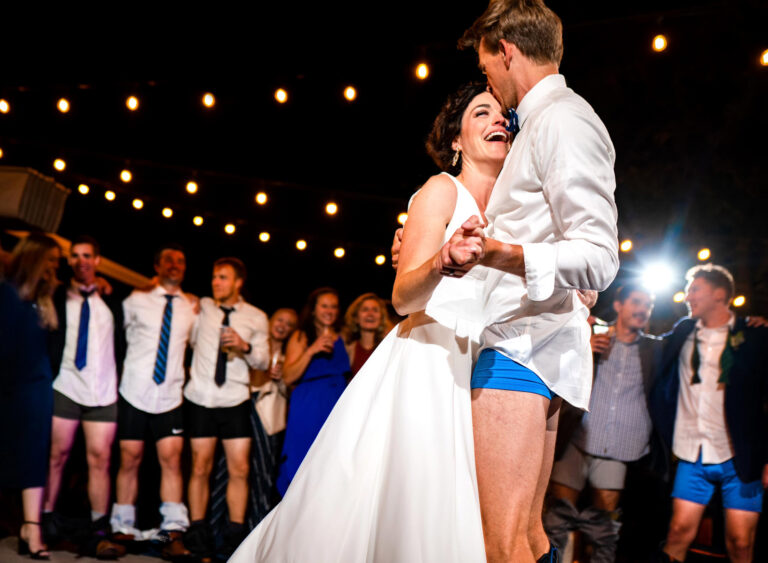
[219,522,248,560]
[18,522,51,560]
[40,512,59,546]
[183,520,214,559]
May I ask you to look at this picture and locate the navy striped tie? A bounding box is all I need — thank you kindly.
[153,294,175,384]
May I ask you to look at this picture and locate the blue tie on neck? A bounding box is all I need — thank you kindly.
[153,294,175,385]
[74,289,95,370]
[506,108,520,135]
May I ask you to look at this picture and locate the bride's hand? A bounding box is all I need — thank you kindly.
[439,216,486,277]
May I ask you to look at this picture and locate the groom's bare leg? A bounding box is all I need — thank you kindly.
[528,397,561,557]
[472,388,550,563]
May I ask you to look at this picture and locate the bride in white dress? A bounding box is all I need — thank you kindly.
[230,83,511,563]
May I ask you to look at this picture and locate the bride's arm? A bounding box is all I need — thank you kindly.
[391,175,457,316]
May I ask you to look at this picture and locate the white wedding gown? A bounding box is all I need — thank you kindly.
[230,174,486,562]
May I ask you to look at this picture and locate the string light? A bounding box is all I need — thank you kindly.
[0,148,3,158]
[620,239,633,252]
[275,88,288,103]
[375,255,386,265]
[343,86,357,101]
[760,49,768,66]
[397,212,408,225]
[652,35,668,52]
[53,158,66,171]
[126,96,139,111]
[259,232,270,242]
[697,248,711,261]
[105,190,116,201]
[132,198,144,209]
[193,216,204,226]
[673,291,685,303]
[334,247,345,258]
[325,202,338,215]
[0,99,9,114]
[733,295,746,307]
[186,181,198,194]
[255,192,268,205]
[57,98,70,113]
[224,223,236,235]
[202,92,215,108]
[162,207,173,218]
[77,184,89,195]
[120,169,132,183]
[296,239,307,250]
[415,63,429,80]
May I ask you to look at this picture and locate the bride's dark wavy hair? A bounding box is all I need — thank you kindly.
[426,82,489,173]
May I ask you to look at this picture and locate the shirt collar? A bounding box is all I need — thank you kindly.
[694,312,735,332]
[70,279,97,293]
[515,74,566,129]
[216,296,244,311]
[152,284,183,298]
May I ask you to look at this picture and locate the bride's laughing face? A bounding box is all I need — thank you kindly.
[453,92,510,172]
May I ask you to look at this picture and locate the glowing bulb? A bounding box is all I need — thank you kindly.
[343,86,357,101]
[162,207,173,218]
[0,148,3,158]
[120,170,132,183]
[652,35,667,52]
[275,88,288,103]
[673,291,686,303]
[186,181,198,194]
[255,192,268,205]
[77,184,89,195]
[296,239,307,250]
[259,232,270,242]
[202,92,215,107]
[397,212,408,225]
[126,96,139,110]
[57,98,70,113]
[0,99,9,113]
[105,190,116,201]
[761,49,768,66]
[620,239,633,252]
[733,295,746,307]
[697,248,711,261]
[415,63,429,80]
[325,202,338,215]
[642,262,675,293]
[375,255,386,265]
[53,158,66,171]
[334,247,345,258]
[193,216,204,226]
[132,198,144,209]
[225,223,236,235]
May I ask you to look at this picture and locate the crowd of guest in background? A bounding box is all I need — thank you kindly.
[0,232,765,563]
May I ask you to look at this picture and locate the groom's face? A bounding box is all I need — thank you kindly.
[478,38,515,110]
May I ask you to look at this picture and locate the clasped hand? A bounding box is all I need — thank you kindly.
[437,216,486,278]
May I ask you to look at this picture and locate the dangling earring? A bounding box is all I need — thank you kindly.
[451,149,461,167]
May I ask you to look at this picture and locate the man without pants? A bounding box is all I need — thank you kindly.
[182,257,269,559]
[110,244,196,547]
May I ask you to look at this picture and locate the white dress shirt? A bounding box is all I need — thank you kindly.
[673,316,735,464]
[428,74,618,410]
[120,286,196,414]
[184,297,269,408]
[53,283,118,407]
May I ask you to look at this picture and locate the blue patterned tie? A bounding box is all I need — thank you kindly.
[506,107,520,135]
[74,289,95,370]
[153,294,175,385]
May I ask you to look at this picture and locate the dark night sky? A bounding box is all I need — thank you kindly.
[1,0,766,330]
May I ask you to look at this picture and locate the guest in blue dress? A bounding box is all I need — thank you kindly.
[276,288,350,496]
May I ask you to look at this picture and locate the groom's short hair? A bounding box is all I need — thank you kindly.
[459,0,563,66]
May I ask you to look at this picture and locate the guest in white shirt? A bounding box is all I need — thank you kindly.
[110,244,196,544]
[182,257,269,560]
[443,3,620,561]
[43,236,125,557]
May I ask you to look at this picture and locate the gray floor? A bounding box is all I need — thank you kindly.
[0,535,158,563]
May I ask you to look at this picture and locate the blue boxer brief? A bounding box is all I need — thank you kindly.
[672,452,763,513]
[471,348,555,400]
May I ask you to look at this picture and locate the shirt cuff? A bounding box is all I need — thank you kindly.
[522,242,556,302]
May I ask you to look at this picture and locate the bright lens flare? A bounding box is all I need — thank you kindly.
[255,192,268,205]
[126,96,139,111]
[202,93,215,107]
[0,148,3,158]
[57,98,70,113]
[0,99,9,113]
[225,223,236,235]
[653,35,667,52]
[325,202,338,215]
[334,247,345,258]
[193,216,204,226]
[375,255,386,265]
[53,159,66,171]
[105,191,116,201]
[416,63,429,80]
[397,212,408,225]
[296,239,307,250]
[275,89,288,103]
[733,295,746,307]
[642,263,675,293]
[697,248,711,261]
[620,239,633,252]
[120,170,132,183]
[760,49,768,66]
[344,86,357,101]
[132,198,144,209]
[186,181,198,194]
[673,291,686,303]
[259,232,271,242]
[78,184,89,195]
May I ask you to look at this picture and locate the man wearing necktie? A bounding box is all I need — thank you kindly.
[650,264,768,563]
[110,244,197,547]
[44,235,126,557]
[182,257,269,560]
